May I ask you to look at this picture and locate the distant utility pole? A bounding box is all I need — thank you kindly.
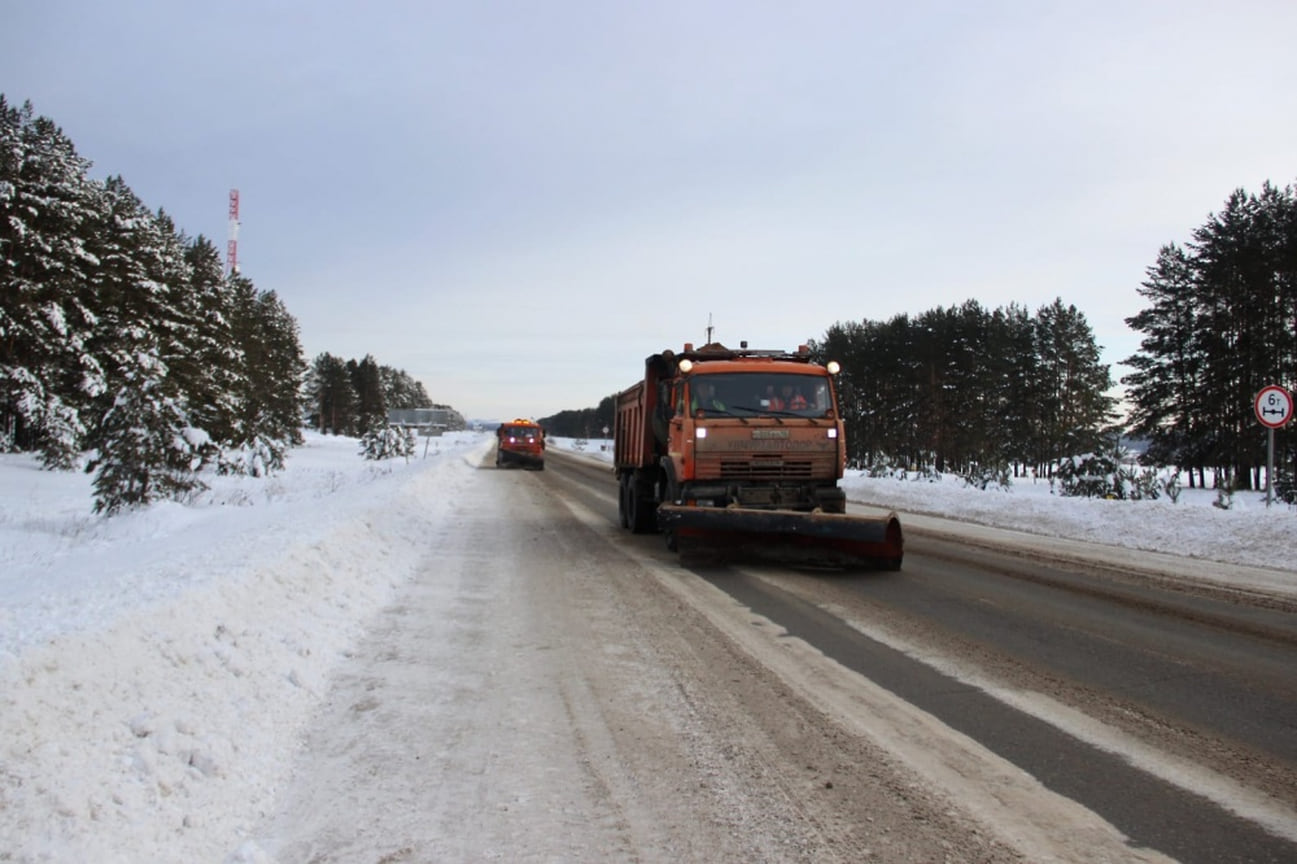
[226,189,240,275]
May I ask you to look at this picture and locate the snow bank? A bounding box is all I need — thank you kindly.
[0,431,489,862]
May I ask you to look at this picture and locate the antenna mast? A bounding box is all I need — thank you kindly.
[706,313,714,344]
[226,189,240,275]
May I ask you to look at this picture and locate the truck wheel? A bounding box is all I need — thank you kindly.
[661,475,679,550]
[618,475,630,529]
[629,478,657,534]
[628,489,644,533]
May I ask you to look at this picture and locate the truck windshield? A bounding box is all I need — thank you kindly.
[502,426,540,438]
[688,373,832,417]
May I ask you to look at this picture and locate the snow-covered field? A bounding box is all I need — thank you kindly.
[2,430,1294,861]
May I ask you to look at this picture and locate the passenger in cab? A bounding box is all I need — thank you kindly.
[774,383,807,411]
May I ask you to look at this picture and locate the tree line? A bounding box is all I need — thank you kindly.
[10,89,1294,506]
[1123,182,1297,491]
[552,180,1297,497]
[538,396,615,440]
[1,96,459,513]
[810,298,1115,478]
[305,352,464,436]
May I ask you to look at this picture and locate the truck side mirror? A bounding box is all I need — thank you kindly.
[657,383,673,418]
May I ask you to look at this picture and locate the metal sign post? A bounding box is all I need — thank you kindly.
[1254,384,1293,507]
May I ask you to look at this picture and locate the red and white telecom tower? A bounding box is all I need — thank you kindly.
[226,189,240,275]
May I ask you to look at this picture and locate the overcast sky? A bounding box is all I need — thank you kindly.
[6,2,1297,421]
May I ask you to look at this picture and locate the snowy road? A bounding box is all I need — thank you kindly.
[247,447,1022,862]
[6,432,1295,863]
[241,444,1297,863]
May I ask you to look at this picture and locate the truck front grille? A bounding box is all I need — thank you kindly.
[701,458,818,480]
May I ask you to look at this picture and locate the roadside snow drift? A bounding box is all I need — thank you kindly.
[0,432,486,862]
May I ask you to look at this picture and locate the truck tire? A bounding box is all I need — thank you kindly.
[662,472,680,551]
[618,475,630,529]
[629,476,657,534]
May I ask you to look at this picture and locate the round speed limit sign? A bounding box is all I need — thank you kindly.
[1255,384,1293,429]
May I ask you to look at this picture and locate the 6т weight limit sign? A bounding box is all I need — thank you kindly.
[1254,384,1292,508]
[1255,384,1293,429]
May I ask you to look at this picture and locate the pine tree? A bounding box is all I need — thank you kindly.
[309,352,358,434]
[252,288,306,447]
[360,424,416,461]
[87,334,208,514]
[348,354,386,434]
[809,322,867,463]
[1032,298,1115,467]
[381,366,432,409]
[179,234,245,451]
[224,277,305,473]
[988,303,1040,476]
[1122,183,1297,489]
[0,98,106,465]
[1184,186,1297,489]
[1122,244,1204,478]
[83,180,193,463]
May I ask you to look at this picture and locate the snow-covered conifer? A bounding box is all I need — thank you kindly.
[88,338,208,514]
[0,97,107,466]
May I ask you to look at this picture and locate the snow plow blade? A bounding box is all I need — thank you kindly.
[658,505,903,571]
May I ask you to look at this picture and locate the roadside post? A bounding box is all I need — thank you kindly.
[1253,384,1293,507]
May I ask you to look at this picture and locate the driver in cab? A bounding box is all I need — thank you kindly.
[690,379,726,413]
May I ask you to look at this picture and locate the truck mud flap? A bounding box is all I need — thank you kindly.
[658,505,903,571]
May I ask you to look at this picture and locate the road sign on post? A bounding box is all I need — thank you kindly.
[1254,384,1292,508]
[1255,385,1293,429]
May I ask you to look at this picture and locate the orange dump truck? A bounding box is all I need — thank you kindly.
[496,418,545,470]
[613,341,902,569]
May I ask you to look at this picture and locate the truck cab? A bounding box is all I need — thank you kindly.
[496,419,545,470]
[664,355,846,513]
[614,342,848,530]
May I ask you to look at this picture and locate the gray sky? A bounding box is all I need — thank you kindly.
[6,1,1297,422]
